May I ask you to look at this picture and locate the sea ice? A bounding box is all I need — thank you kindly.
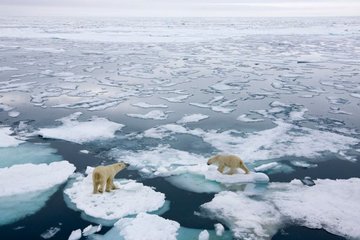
[83,224,102,236]
[127,110,168,120]
[160,94,191,103]
[198,230,209,240]
[64,168,165,223]
[177,114,209,124]
[131,102,168,108]
[38,112,124,143]
[214,223,224,236]
[41,227,61,239]
[68,229,82,240]
[110,213,179,240]
[202,178,360,239]
[8,111,20,117]
[0,126,24,147]
[0,161,75,225]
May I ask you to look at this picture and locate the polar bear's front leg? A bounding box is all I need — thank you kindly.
[227,168,237,175]
[217,163,225,173]
[111,178,118,190]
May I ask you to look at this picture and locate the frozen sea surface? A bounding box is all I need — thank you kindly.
[0,16,360,240]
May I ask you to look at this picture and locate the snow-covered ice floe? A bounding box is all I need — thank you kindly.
[127,110,168,120]
[0,161,75,225]
[110,145,268,193]
[201,178,360,240]
[177,114,209,124]
[89,213,232,240]
[38,112,124,144]
[64,167,166,225]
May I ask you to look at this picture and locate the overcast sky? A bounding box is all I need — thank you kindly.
[0,0,359,17]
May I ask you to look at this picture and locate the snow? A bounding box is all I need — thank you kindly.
[177,114,209,124]
[113,213,180,240]
[127,110,168,120]
[68,229,82,240]
[64,168,165,223]
[38,112,124,144]
[198,230,209,240]
[0,126,24,147]
[202,178,360,240]
[0,161,75,197]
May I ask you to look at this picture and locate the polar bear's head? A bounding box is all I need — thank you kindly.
[114,162,129,172]
[207,155,220,165]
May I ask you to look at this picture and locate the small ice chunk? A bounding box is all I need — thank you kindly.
[38,112,124,143]
[198,230,209,240]
[83,224,102,236]
[131,102,168,108]
[8,111,20,117]
[127,110,168,120]
[177,114,209,124]
[114,213,180,240]
[237,114,264,122]
[300,176,315,186]
[161,94,191,103]
[80,150,90,154]
[41,227,61,239]
[0,103,13,111]
[254,162,279,172]
[214,223,224,236]
[68,229,81,240]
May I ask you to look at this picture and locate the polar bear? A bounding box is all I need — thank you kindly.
[92,162,128,194]
[207,155,250,175]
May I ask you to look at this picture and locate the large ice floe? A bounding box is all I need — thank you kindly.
[64,167,166,225]
[201,178,360,240]
[38,112,124,143]
[110,145,269,193]
[0,161,75,225]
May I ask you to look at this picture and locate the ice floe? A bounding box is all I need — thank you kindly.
[0,161,75,225]
[0,66,18,72]
[109,213,179,240]
[198,230,210,240]
[160,94,191,103]
[131,102,168,109]
[68,229,82,240]
[177,114,209,124]
[127,110,168,120]
[0,126,24,147]
[202,178,360,240]
[0,161,75,197]
[38,112,124,143]
[64,168,165,224]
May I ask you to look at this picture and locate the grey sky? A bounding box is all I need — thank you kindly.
[0,0,359,17]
